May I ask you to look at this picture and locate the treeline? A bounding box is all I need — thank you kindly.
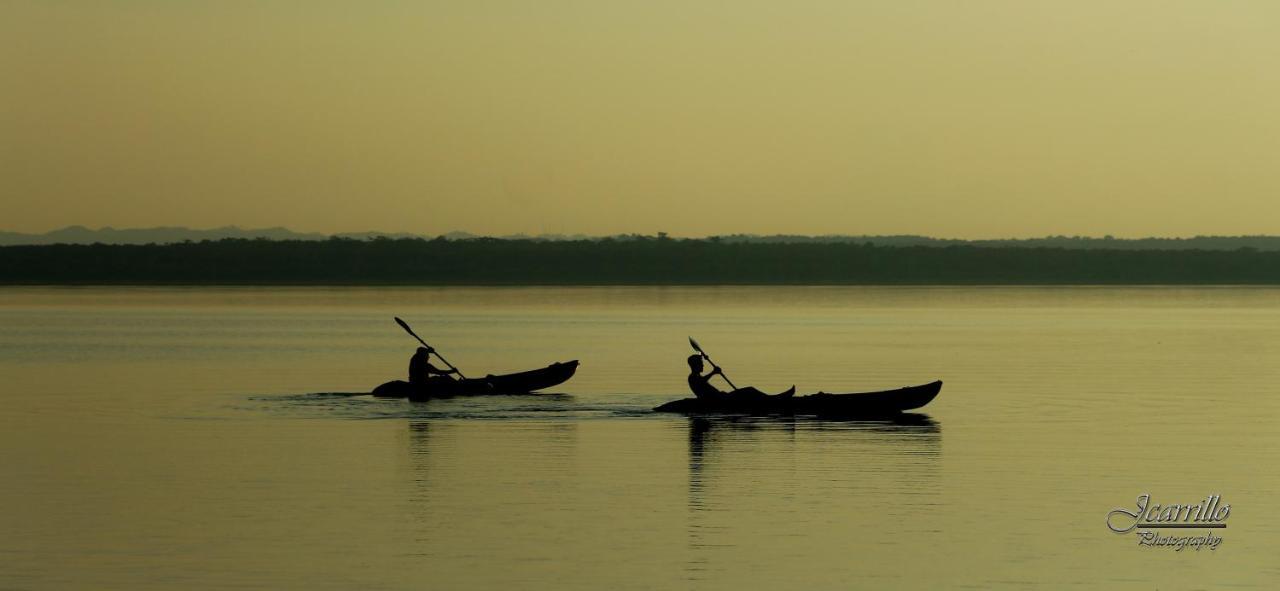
[9,226,1280,250]
[1,237,1278,284]
[718,234,1280,250]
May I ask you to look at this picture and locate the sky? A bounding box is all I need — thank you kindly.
[3,1,1278,238]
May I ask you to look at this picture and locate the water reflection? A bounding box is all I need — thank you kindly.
[687,414,941,498]
[683,414,941,583]
[402,419,582,551]
[407,420,437,496]
[405,418,580,483]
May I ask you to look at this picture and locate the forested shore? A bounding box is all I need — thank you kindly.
[2,237,1278,285]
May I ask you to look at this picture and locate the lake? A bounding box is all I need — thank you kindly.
[1,286,1277,589]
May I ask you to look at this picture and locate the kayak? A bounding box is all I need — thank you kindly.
[654,380,942,416]
[372,360,579,400]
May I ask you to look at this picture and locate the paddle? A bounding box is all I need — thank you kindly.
[395,317,468,380]
[688,337,737,390]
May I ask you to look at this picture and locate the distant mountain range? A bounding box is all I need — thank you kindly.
[3,225,1280,251]
[0,225,324,245]
[0,226,486,245]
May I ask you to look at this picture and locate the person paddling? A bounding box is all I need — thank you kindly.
[687,354,780,400]
[409,346,458,385]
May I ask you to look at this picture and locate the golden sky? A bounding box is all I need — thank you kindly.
[3,2,1278,237]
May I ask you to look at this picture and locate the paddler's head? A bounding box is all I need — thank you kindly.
[687,354,703,372]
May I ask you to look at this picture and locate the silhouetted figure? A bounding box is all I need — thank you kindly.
[409,347,458,385]
[686,354,775,400]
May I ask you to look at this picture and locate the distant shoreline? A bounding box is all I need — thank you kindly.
[8,226,1280,251]
[5,280,1280,287]
[3,238,1279,285]
[4,282,1280,288]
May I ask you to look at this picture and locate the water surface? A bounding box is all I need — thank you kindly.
[2,286,1277,588]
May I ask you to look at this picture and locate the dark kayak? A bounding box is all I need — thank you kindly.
[654,380,942,416]
[372,360,579,400]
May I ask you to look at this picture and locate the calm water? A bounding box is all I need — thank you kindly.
[2,286,1278,589]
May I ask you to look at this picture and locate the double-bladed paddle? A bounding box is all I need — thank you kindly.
[395,317,468,379]
[688,337,737,390]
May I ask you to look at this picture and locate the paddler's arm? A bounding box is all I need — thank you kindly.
[421,347,458,375]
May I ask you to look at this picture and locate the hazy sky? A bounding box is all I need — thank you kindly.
[3,2,1278,237]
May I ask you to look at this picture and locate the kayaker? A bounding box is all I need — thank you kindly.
[409,347,458,385]
[687,354,770,399]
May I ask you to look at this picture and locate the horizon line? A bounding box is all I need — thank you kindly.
[5,225,1280,242]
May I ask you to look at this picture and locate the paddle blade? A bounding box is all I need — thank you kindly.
[395,316,430,348]
[688,337,703,354]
